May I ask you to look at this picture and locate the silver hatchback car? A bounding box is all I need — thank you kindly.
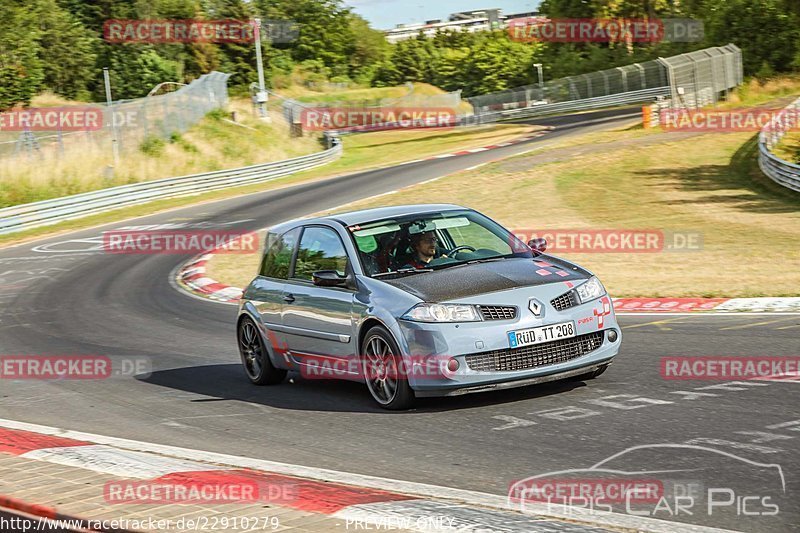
[237,204,621,409]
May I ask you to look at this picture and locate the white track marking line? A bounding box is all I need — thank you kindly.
[22,444,220,478]
[0,418,736,533]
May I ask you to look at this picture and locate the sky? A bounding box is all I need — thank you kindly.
[343,0,541,30]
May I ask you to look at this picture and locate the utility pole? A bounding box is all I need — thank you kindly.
[253,18,270,122]
[103,67,120,167]
[534,63,545,100]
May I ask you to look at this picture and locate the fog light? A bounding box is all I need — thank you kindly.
[447,358,459,372]
[607,329,618,342]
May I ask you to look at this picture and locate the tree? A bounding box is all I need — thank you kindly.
[35,0,99,100]
[704,0,799,75]
[0,0,45,109]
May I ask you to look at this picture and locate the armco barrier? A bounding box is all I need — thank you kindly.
[0,136,341,235]
[758,96,800,193]
[483,86,670,122]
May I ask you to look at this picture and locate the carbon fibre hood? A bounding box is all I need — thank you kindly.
[381,256,590,302]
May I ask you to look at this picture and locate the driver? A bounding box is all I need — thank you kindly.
[403,231,447,269]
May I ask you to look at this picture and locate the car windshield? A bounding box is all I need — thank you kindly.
[347,210,532,277]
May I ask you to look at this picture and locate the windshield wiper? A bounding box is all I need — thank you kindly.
[433,256,506,270]
[466,256,506,264]
[373,267,433,278]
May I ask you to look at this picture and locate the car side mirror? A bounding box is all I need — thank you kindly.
[312,270,350,288]
[528,237,547,253]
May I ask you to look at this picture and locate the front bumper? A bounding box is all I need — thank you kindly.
[395,286,621,396]
[414,358,614,397]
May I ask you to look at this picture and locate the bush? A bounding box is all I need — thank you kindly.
[139,136,166,156]
[206,108,229,121]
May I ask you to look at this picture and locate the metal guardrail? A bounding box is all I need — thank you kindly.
[0,137,342,235]
[476,87,670,123]
[758,97,800,193]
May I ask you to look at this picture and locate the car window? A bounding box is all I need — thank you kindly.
[293,226,349,281]
[446,220,514,254]
[349,210,532,277]
[259,228,300,279]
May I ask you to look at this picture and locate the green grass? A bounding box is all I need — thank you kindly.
[716,76,800,109]
[0,99,322,209]
[304,128,800,298]
[285,82,474,114]
[0,123,536,248]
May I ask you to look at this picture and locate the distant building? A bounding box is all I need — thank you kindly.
[384,8,539,43]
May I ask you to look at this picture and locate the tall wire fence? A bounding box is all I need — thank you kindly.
[279,84,464,133]
[0,71,231,161]
[659,45,743,108]
[467,44,742,113]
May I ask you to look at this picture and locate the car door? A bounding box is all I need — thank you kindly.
[281,225,356,366]
[247,228,300,361]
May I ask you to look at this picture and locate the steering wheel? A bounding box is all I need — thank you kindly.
[445,245,476,257]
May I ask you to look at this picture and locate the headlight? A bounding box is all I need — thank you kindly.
[402,303,481,322]
[576,276,606,303]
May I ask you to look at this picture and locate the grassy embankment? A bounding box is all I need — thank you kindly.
[208,79,800,297]
[0,84,535,246]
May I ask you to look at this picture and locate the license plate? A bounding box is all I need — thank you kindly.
[508,321,576,348]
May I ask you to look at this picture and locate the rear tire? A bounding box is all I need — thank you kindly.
[571,364,608,382]
[361,326,415,410]
[238,316,286,385]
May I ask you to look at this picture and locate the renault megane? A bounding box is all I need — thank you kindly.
[236,204,621,409]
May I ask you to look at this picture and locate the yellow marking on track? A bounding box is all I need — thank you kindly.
[621,317,691,330]
[719,318,796,331]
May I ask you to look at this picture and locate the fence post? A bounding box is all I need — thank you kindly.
[656,57,676,108]
[600,71,610,96]
[617,67,628,93]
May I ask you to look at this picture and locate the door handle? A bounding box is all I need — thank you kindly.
[282,293,296,303]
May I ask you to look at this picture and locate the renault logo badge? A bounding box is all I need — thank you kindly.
[529,298,544,317]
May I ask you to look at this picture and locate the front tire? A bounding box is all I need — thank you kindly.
[238,316,286,385]
[361,326,415,410]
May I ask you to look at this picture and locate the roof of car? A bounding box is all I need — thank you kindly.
[270,204,469,233]
[328,204,467,226]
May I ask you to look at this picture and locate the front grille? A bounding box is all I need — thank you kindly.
[550,290,579,312]
[465,331,605,372]
[478,305,518,321]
